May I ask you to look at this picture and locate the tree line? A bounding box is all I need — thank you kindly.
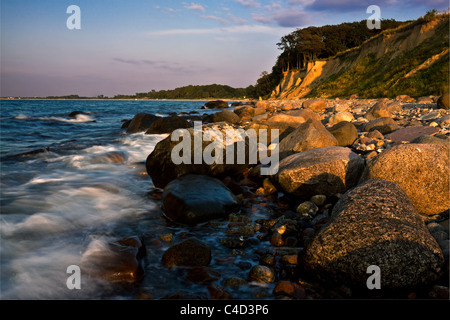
[253,18,408,98]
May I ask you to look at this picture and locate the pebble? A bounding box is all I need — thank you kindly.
[248,265,276,283]
[310,194,326,207]
[296,201,319,218]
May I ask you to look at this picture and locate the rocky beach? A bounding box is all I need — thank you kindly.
[112,95,450,300]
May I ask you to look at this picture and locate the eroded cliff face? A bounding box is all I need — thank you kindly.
[272,15,449,99]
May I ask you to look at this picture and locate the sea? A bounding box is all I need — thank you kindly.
[0,99,271,300]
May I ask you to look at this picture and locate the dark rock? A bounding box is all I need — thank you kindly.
[161,290,207,300]
[248,265,276,283]
[437,93,449,110]
[145,116,191,134]
[68,111,88,118]
[360,143,449,217]
[327,121,358,147]
[126,113,161,133]
[279,119,339,159]
[207,284,234,299]
[161,237,211,268]
[275,146,365,199]
[121,120,131,129]
[273,281,306,299]
[162,174,239,225]
[301,179,444,289]
[185,266,221,284]
[203,100,229,109]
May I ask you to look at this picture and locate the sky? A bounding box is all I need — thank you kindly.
[1,0,448,97]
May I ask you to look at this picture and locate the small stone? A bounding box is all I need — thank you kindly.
[161,237,211,268]
[260,254,277,266]
[296,201,319,217]
[272,281,306,299]
[159,233,173,242]
[427,285,450,299]
[263,178,277,195]
[310,195,326,207]
[224,277,248,288]
[270,233,285,247]
[207,284,234,300]
[248,265,276,283]
[429,122,438,127]
[280,255,298,265]
[185,266,221,284]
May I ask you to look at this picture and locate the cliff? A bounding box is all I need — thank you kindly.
[272,14,449,99]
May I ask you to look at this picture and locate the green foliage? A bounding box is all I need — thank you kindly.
[131,84,251,100]
[308,16,449,98]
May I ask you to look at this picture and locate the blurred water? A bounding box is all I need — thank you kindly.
[1,99,255,299]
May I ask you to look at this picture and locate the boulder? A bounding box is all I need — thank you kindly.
[303,99,327,112]
[437,93,449,110]
[145,116,191,134]
[234,105,256,118]
[266,114,306,127]
[301,179,444,289]
[206,110,241,124]
[278,119,339,159]
[361,117,399,134]
[162,174,239,225]
[126,113,161,133]
[286,109,321,122]
[161,237,211,268]
[385,126,440,143]
[146,122,251,188]
[411,135,450,145]
[203,100,229,109]
[327,111,354,126]
[80,236,146,283]
[274,146,365,199]
[364,101,398,120]
[327,121,358,147]
[359,143,449,216]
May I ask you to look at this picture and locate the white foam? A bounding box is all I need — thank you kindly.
[37,114,95,123]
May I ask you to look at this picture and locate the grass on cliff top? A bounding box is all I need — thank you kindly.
[309,16,449,99]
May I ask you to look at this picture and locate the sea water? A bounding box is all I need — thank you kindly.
[1,99,269,300]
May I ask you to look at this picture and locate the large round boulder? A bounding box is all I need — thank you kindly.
[327,121,358,147]
[146,122,251,188]
[301,179,444,290]
[274,146,365,199]
[359,143,449,216]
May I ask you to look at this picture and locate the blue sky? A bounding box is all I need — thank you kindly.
[1,0,448,97]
